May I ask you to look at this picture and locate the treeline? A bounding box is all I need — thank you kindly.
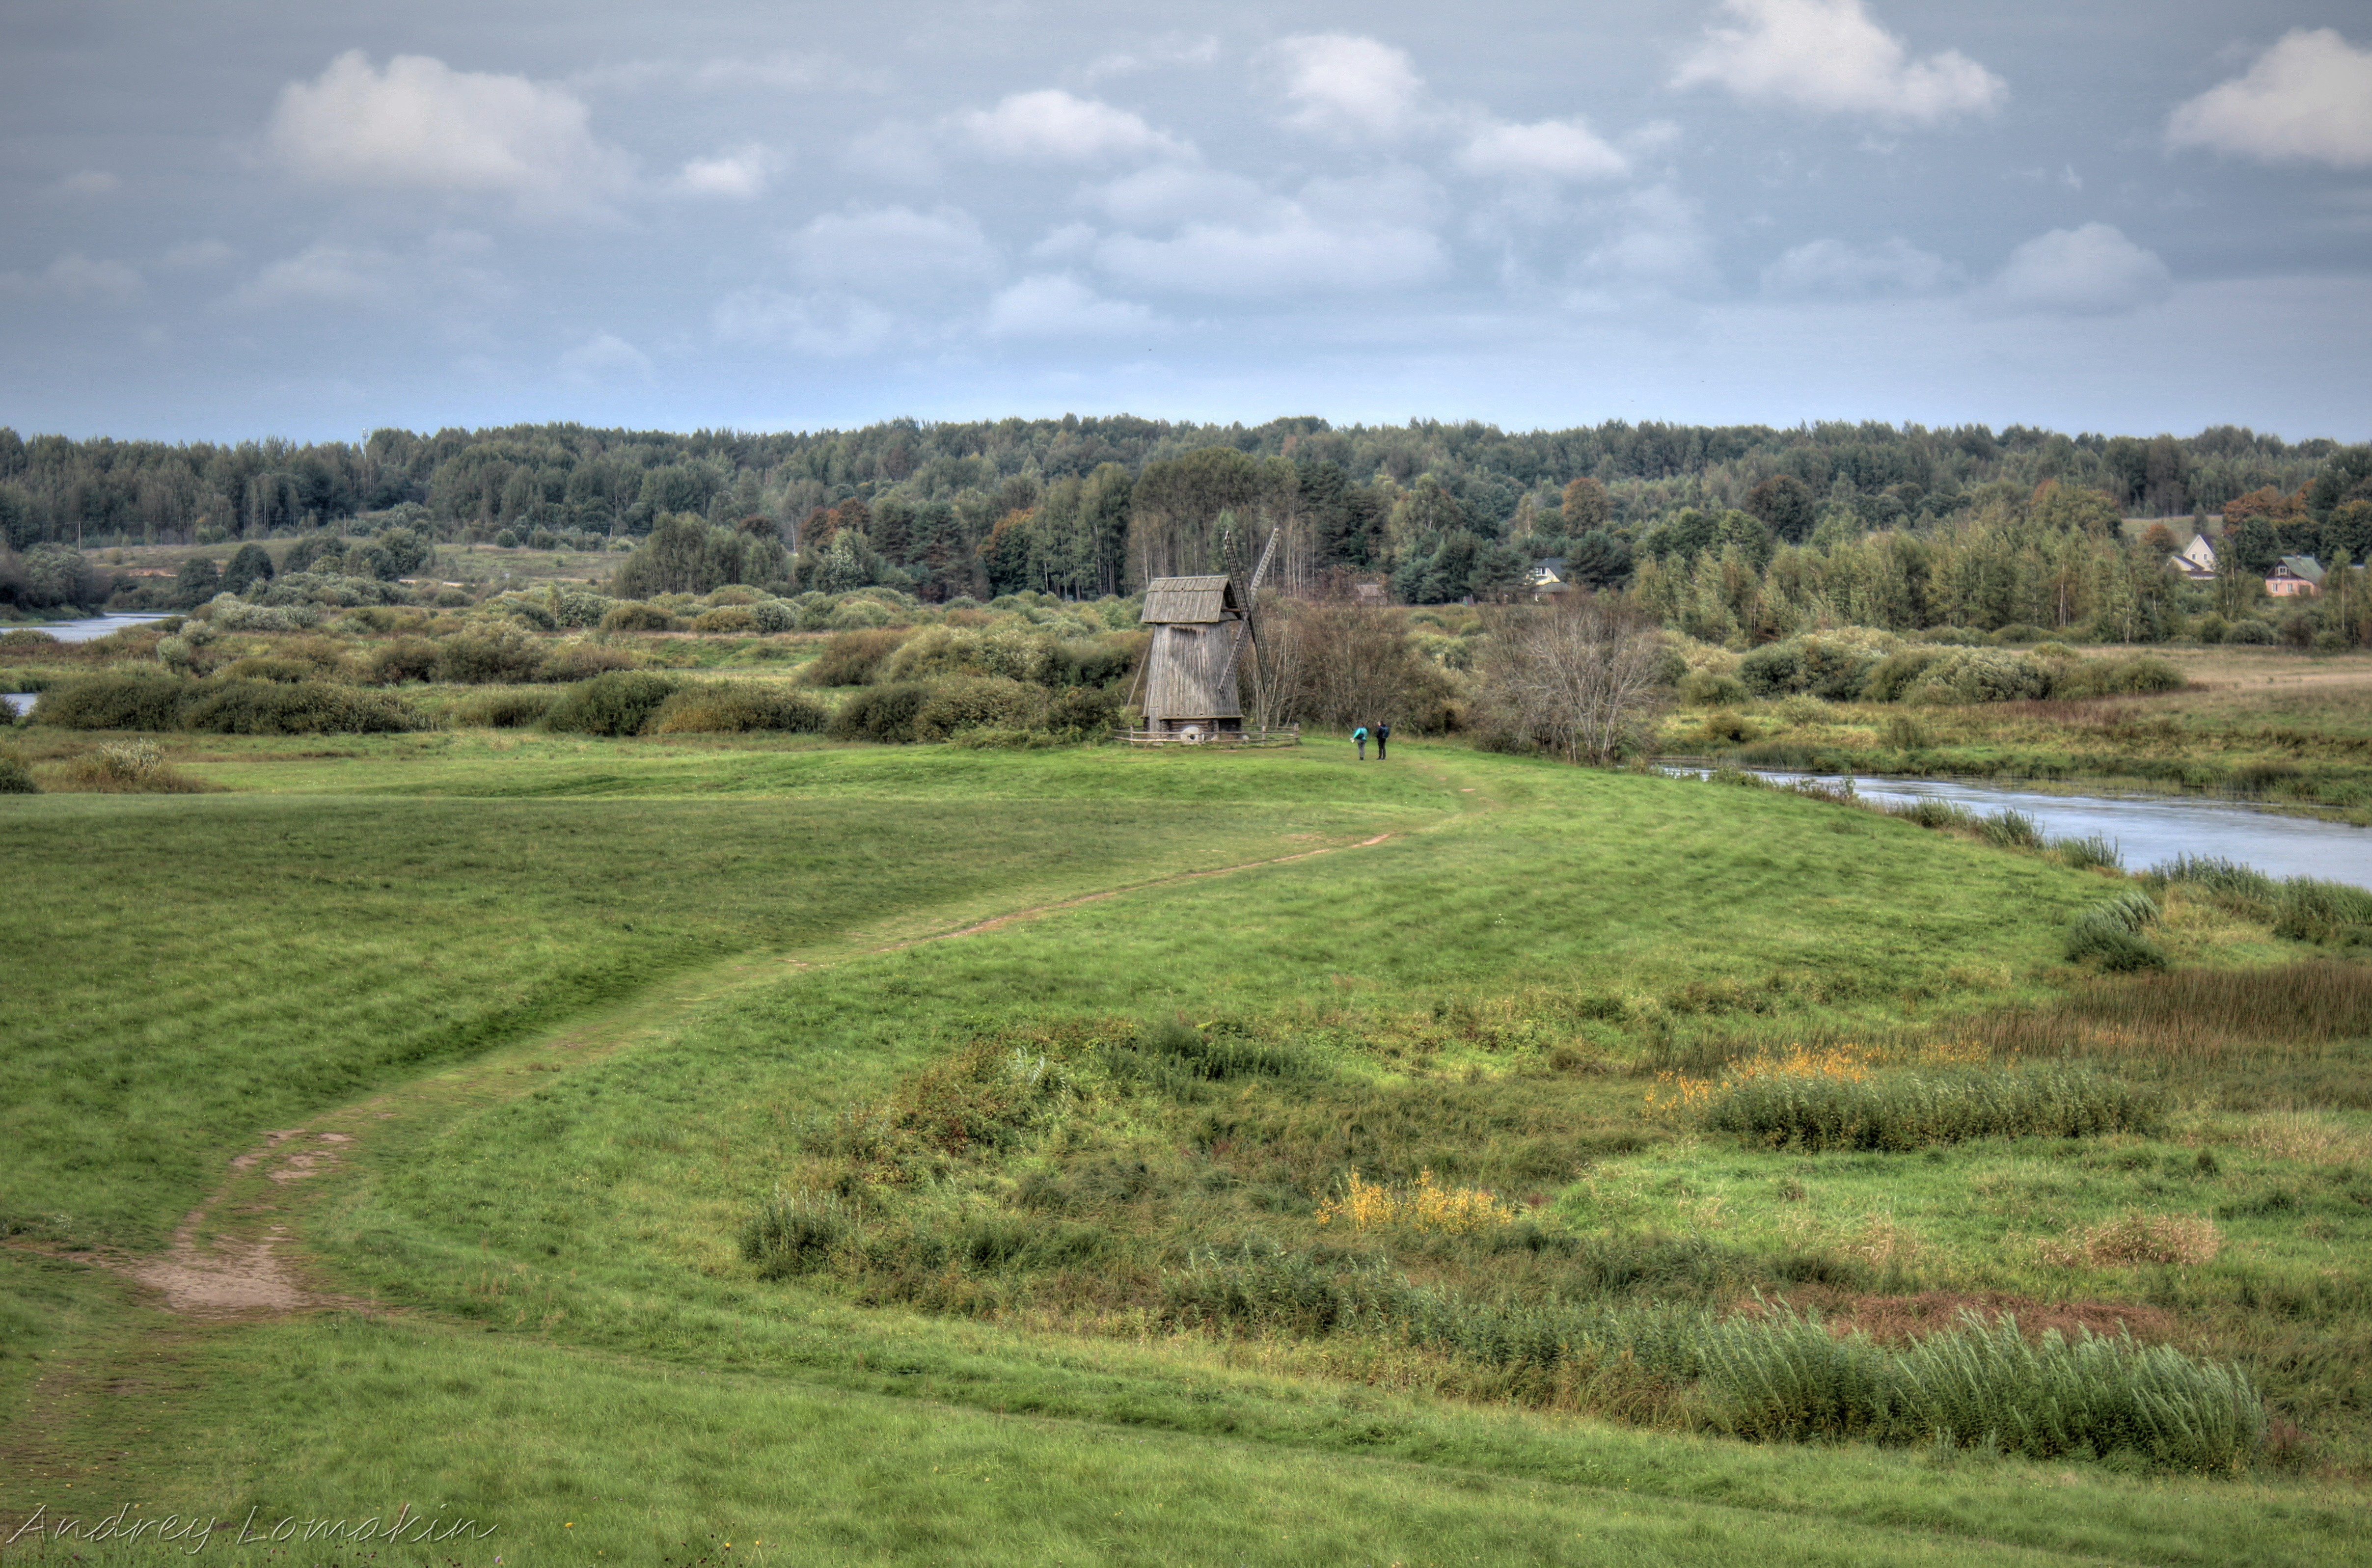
[1632,469,2372,647]
[0,417,2349,602]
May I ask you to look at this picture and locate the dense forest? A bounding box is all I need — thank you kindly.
[0,416,2364,617]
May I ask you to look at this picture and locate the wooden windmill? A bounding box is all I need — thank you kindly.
[1131,528,1280,739]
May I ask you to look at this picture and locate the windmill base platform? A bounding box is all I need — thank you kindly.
[1117,723,1301,747]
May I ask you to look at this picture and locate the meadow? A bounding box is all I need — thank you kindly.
[4,715,2372,1563]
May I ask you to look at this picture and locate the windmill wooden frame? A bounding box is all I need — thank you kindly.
[1128,528,1280,741]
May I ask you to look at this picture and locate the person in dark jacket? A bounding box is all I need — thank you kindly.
[1351,724,1368,760]
[1375,721,1390,759]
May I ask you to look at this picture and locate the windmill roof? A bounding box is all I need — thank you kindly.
[1140,575,1238,623]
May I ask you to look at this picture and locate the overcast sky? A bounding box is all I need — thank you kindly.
[5,0,2370,443]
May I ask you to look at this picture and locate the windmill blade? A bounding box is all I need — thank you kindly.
[1220,527,1281,694]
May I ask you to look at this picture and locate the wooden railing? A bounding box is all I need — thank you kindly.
[1116,725,1301,747]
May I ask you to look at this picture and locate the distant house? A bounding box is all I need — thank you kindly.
[2168,533,2217,581]
[2267,556,2325,597]
[1351,581,1389,607]
[1528,557,1570,596]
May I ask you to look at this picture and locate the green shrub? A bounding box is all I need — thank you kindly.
[453,688,559,728]
[1702,1064,2160,1151]
[1861,649,1942,703]
[1676,669,1749,706]
[912,676,1050,741]
[693,606,760,634]
[1045,683,1120,739]
[542,670,680,736]
[2226,618,2277,646]
[540,641,645,682]
[1903,648,2051,704]
[748,598,798,633]
[646,682,830,734]
[801,628,909,687]
[434,627,545,684]
[180,679,424,735]
[600,601,681,632]
[33,674,190,730]
[828,681,930,743]
[2052,655,2184,700]
[219,656,316,684]
[0,753,36,793]
[368,638,439,684]
[0,628,60,650]
[1990,623,2045,644]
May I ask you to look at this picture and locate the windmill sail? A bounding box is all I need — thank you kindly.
[1219,527,1280,690]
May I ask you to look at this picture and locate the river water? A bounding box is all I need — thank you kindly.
[4,614,170,716]
[1682,768,2372,891]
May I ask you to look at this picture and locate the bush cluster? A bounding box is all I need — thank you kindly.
[647,682,829,735]
[1740,633,2180,707]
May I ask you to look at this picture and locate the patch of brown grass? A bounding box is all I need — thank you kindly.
[1760,1288,2181,1347]
[2038,1211,2222,1268]
[42,738,214,794]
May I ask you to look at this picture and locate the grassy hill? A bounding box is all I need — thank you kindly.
[2,738,2367,1567]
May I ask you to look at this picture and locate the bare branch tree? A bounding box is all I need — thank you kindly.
[1478,595,1671,765]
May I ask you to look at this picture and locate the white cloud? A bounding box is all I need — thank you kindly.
[1084,35,1219,81]
[1673,0,2005,125]
[1030,222,1099,262]
[984,274,1160,339]
[843,121,941,184]
[1762,236,1957,297]
[0,253,143,301]
[1086,164,1444,298]
[267,51,631,215]
[57,170,120,196]
[224,231,506,314]
[957,90,1188,162]
[1460,118,1628,181]
[1091,166,1271,227]
[1269,35,1428,140]
[711,288,898,356]
[1986,223,2170,316]
[2168,28,2372,170]
[1096,213,1441,297]
[678,144,776,199]
[558,332,652,384]
[784,205,997,298]
[1576,186,1718,298]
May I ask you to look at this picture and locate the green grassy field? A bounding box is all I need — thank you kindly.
[3,736,2369,1566]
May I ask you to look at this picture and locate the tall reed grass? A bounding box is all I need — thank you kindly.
[1163,1247,2262,1469]
[1699,1064,2159,1151]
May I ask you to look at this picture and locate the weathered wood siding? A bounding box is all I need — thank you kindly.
[1145,621,1243,722]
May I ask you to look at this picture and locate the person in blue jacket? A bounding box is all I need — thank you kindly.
[1375,721,1390,760]
[1351,724,1368,760]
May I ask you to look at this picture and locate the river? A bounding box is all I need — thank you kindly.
[1678,768,2372,892]
[4,614,170,717]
